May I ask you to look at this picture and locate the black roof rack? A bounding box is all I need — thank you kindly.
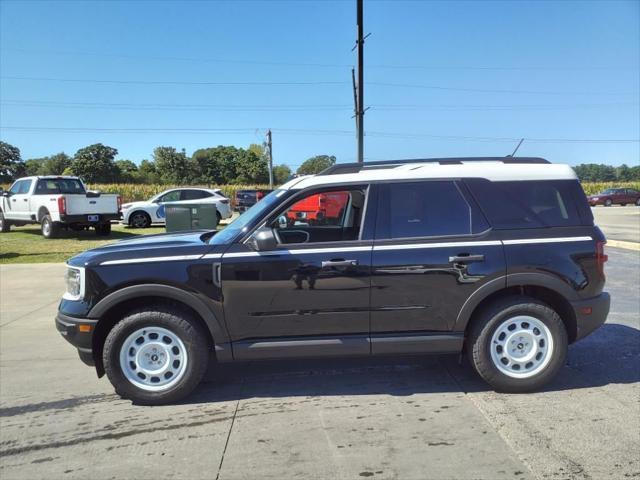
[319,157,550,176]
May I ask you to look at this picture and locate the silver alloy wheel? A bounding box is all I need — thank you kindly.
[130,212,149,228]
[42,219,51,236]
[119,326,188,392]
[489,315,554,379]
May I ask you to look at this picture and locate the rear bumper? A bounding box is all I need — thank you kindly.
[571,292,610,341]
[55,311,97,366]
[59,213,120,224]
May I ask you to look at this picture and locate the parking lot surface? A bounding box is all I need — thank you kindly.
[592,206,640,243]
[1,248,638,480]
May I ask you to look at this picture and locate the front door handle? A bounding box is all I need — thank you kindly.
[321,259,358,268]
[449,254,485,264]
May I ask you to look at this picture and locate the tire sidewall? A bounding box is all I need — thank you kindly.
[471,300,567,392]
[103,311,208,405]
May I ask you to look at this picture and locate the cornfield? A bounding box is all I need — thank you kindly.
[2,182,639,202]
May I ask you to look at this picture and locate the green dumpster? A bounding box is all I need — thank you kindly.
[164,203,218,232]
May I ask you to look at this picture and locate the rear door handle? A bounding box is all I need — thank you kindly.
[321,259,358,268]
[449,254,485,263]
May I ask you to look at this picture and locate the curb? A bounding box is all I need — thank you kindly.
[607,239,640,251]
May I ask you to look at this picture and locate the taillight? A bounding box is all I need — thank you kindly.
[117,195,122,212]
[256,191,264,200]
[57,197,66,215]
[596,241,608,278]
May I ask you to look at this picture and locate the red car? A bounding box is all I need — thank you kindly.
[587,188,640,207]
[286,191,349,225]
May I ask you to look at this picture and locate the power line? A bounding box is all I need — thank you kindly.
[2,75,637,96]
[2,99,637,111]
[2,47,637,71]
[0,76,346,87]
[2,125,637,143]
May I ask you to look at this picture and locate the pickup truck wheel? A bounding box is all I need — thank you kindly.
[95,222,112,236]
[129,211,151,228]
[0,212,10,232]
[468,296,567,393]
[103,307,209,405]
[41,215,60,239]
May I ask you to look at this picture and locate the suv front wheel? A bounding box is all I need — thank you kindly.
[103,306,209,405]
[468,296,567,393]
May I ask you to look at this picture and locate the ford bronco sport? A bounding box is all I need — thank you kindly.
[55,157,610,404]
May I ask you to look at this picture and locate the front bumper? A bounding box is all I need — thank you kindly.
[55,312,97,366]
[571,292,611,341]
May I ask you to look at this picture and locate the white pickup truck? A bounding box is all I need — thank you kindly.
[0,176,121,238]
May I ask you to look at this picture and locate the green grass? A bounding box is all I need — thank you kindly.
[0,224,167,264]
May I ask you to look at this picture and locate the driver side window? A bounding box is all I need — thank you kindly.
[272,187,367,245]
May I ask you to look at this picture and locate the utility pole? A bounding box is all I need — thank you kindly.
[266,129,274,188]
[356,0,364,163]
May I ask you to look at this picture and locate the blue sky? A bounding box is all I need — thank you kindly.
[0,0,638,170]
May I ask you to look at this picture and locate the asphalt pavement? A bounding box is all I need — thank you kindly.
[592,205,640,243]
[0,246,638,480]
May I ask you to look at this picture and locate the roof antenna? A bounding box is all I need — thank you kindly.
[507,138,524,157]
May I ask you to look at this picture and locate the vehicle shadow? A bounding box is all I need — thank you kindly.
[10,226,149,241]
[184,323,639,405]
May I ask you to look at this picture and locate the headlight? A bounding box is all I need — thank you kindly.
[592,197,599,200]
[121,204,132,210]
[63,266,85,301]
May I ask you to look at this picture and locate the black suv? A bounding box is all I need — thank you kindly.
[56,158,610,405]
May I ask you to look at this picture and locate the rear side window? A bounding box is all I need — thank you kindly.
[376,181,488,239]
[465,179,589,229]
[181,190,210,200]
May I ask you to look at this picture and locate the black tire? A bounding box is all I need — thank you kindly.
[621,203,626,207]
[129,211,151,228]
[95,222,112,236]
[103,306,210,405]
[41,214,60,239]
[467,295,568,393]
[0,211,10,233]
[604,199,612,207]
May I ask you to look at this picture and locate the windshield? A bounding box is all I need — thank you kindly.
[601,189,616,194]
[210,189,291,245]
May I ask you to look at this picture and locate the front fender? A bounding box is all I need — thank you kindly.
[88,283,232,361]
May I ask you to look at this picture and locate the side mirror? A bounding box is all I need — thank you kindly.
[247,227,277,252]
[277,215,288,228]
[1,191,10,197]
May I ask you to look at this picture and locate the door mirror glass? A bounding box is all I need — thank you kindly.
[247,227,277,251]
[277,215,288,228]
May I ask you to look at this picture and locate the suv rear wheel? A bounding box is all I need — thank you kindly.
[468,296,567,393]
[103,307,209,405]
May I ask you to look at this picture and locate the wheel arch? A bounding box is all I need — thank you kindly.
[456,273,578,344]
[37,206,50,222]
[89,284,231,377]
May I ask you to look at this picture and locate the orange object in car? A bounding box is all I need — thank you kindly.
[286,191,349,225]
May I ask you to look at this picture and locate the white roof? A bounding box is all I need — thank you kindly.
[282,160,577,190]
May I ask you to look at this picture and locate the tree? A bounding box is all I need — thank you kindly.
[0,141,25,182]
[24,158,47,176]
[137,159,161,183]
[153,147,191,184]
[71,144,119,183]
[296,155,336,175]
[42,153,71,175]
[115,160,139,183]
[273,164,292,184]
[191,146,269,184]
